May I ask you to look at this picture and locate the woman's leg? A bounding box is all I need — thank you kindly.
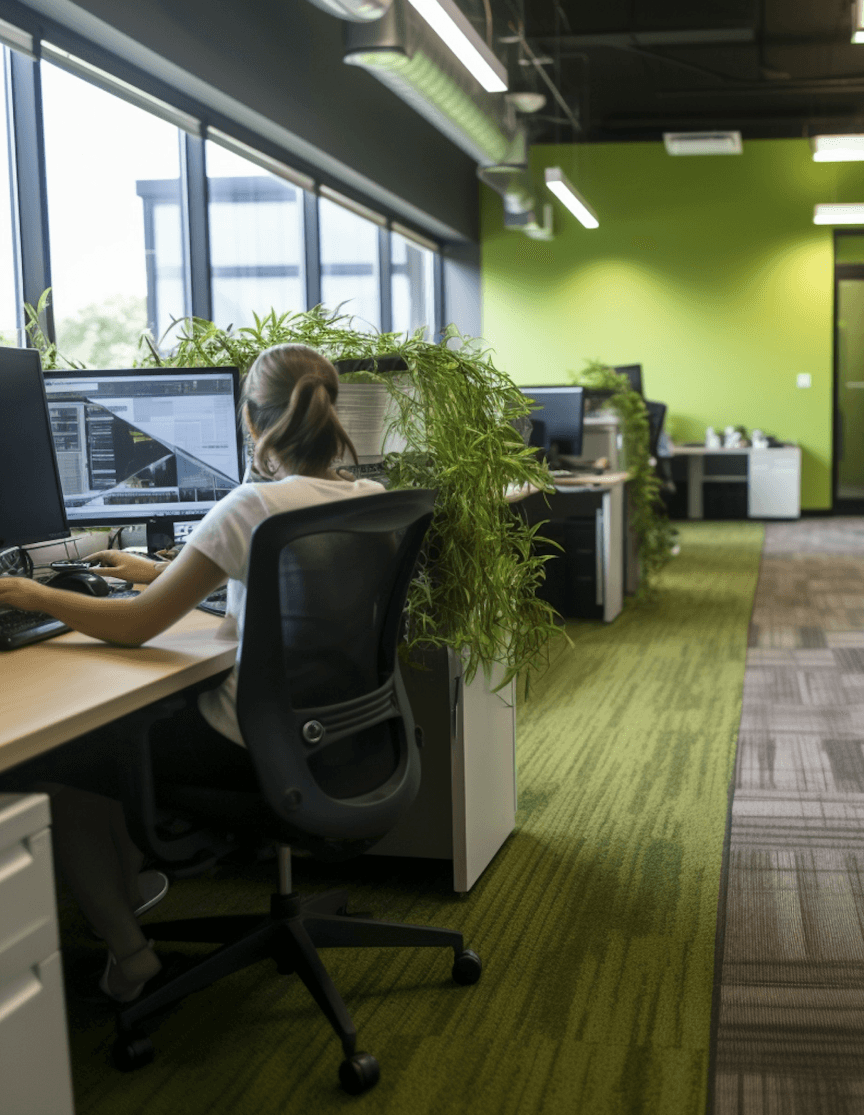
[37,782,161,999]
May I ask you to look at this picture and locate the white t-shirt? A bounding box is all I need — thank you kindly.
[187,475,385,746]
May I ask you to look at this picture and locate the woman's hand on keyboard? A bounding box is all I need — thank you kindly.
[87,551,166,585]
[0,574,46,612]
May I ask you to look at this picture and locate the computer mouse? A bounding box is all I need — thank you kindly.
[45,569,111,597]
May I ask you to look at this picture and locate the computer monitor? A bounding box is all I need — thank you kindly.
[519,386,584,463]
[42,366,244,551]
[614,364,644,396]
[0,347,70,550]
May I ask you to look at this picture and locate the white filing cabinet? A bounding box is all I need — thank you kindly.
[0,793,74,1115]
[748,446,802,518]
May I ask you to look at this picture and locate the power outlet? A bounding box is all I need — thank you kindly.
[796,372,812,388]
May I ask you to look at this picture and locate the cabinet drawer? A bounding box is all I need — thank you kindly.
[0,952,74,1114]
[0,796,58,981]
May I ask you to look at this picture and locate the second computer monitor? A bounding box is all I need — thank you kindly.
[519,386,584,462]
[43,367,244,541]
[614,364,643,396]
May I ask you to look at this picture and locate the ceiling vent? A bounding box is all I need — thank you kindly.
[306,0,392,20]
[663,131,742,156]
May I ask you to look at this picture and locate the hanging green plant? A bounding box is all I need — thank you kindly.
[567,360,675,593]
[25,295,565,692]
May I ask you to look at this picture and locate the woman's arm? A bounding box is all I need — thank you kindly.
[86,549,167,584]
[0,546,228,647]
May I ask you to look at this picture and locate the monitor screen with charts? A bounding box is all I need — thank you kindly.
[0,346,70,549]
[43,367,244,528]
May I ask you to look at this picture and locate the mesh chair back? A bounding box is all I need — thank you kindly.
[236,489,435,859]
[644,400,667,459]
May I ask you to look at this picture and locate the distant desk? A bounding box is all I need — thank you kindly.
[670,444,801,519]
[518,472,634,622]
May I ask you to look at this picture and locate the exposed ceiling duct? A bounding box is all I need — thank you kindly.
[305,0,393,21]
[341,0,549,237]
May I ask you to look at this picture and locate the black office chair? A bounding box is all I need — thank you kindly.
[110,489,481,1094]
[644,400,675,493]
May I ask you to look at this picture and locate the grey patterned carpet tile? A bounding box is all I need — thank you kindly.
[712,517,864,1114]
[762,518,864,553]
[713,1072,864,1117]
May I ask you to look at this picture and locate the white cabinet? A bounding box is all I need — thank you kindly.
[369,649,516,892]
[748,446,802,518]
[0,793,74,1115]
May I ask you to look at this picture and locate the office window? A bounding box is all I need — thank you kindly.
[40,60,186,365]
[0,49,17,343]
[206,141,306,330]
[391,229,436,339]
[319,194,381,330]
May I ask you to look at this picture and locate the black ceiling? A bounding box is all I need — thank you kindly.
[468,0,864,144]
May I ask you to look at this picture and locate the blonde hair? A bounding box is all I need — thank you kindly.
[241,344,358,478]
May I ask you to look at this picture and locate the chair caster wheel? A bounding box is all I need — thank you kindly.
[452,948,482,985]
[339,1051,380,1094]
[112,1032,154,1072]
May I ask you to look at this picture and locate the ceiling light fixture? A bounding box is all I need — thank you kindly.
[663,131,742,155]
[544,167,599,229]
[853,0,864,43]
[812,134,864,161]
[813,203,864,225]
[403,0,507,92]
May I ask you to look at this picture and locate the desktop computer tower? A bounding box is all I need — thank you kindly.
[533,513,605,621]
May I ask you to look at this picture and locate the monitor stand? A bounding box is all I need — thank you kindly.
[145,518,176,555]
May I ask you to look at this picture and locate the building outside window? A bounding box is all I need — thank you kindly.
[391,228,436,339]
[206,141,306,331]
[0,49,18,342]
[319,193,381,330]
[40,59,186,366]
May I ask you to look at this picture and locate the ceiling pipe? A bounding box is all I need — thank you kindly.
[342,0,550,237]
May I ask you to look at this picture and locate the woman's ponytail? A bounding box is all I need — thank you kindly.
[241,344,358,478]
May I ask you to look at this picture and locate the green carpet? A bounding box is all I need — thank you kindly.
[68,521,763,1115]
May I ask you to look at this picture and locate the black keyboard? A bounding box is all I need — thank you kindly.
[0,587,140,651]
[197,587,228,617]
[0,609,70,650]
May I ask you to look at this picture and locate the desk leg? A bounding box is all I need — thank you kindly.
[603,488,624,622]
[687,456,704,519]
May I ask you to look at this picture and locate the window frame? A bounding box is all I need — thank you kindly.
[0,30,444,348]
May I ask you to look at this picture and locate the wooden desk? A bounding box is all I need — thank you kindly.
[0,609,234,1114]
[0,610,237,775]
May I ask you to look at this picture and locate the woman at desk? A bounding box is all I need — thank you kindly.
[0,344,383,1002]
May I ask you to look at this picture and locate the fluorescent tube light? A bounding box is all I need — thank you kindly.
[404,0,507,92]
[812,135,864,161]
[544,167,599,229]
[813,203,864,225]
[854,0,864,41]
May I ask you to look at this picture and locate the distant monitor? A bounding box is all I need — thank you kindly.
[0,346,70,549]
[43,367,244,550]
[614,364,643,396]
[519,386,584,462]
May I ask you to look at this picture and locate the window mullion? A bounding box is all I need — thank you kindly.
[379,225,392,334]
[304,190,321,310]
[181,132,211,322]
[7,50,52,339]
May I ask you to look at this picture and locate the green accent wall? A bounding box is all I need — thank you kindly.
[480,139,864,510]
